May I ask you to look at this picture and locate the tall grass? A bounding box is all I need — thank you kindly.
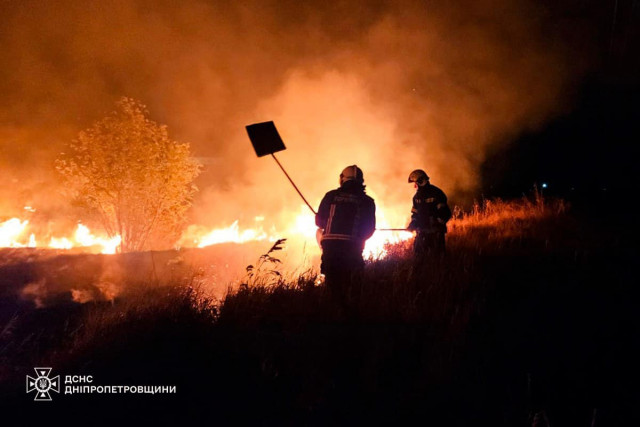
[221,192,568,323]
[3,193,630,425]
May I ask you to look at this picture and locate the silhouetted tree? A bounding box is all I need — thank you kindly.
[57,97,201,252]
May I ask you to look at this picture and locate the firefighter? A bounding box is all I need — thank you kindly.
[407,169,452,256]
[315,165,376,302]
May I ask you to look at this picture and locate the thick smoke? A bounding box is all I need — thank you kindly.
[0,0,594,237]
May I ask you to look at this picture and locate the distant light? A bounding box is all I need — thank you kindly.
[541,183,548,189]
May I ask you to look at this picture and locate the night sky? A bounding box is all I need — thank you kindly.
[481,1,639,202]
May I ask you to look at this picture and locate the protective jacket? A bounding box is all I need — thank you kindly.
[315,180,376,251]
[408,183,451,234]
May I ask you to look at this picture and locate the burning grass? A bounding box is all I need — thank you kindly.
[1,194,635,425]
[450,191,565,231]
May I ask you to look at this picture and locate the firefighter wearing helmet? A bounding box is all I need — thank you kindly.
[315,165,376,301]
[407,169,452,255]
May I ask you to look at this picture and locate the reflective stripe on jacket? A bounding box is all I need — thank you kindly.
[315,181,376,248]
[408,184,451,233]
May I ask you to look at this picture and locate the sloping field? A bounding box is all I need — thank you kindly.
[0,197,636,425]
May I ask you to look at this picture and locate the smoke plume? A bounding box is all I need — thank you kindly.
[1,0,595,238]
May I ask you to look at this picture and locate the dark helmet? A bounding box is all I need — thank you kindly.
[340,165,364,186]
[408,169,429,186]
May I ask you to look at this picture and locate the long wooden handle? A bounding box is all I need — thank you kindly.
[271,153,317,215]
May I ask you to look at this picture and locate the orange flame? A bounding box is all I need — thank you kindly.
[0,218,29,247]
[1,216,121,254]
[2,203,414,261]
[180,204,413,261]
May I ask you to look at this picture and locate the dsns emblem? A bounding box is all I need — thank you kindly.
[26,368,60,401]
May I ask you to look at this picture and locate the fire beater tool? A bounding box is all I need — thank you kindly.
[246,121,317,215]
[245,121,410,232]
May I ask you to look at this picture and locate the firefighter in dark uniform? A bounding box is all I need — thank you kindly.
[315,165,376,301]
[407,169,451,256]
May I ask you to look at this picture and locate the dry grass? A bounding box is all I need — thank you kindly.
[2,193,633,425]
[450,190,566,232]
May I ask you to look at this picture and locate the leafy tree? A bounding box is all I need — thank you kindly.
[57,97,201,252]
